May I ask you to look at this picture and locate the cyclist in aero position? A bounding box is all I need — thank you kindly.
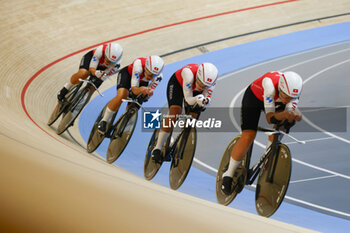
[97,55,164,133]
[151,62,218,163]
[221,71,303,195]
[57,42,123,101]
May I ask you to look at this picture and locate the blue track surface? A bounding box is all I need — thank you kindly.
[79,21,350,232]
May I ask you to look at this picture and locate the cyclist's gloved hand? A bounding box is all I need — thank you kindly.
[95,70,104,78]
[204,97,211,105]
[284,120,296,134]
[196,94,206,107]
[147,87,154,97]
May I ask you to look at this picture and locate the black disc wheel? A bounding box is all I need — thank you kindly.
[56,89,91,135]
[47,102,66,126]
[87,105,108,153]
[169,127,196,190]
[255,143,291,217]
[106,109,138,164]
[47,84,81,126]
[216,136,248,206]
[144,128,168,180]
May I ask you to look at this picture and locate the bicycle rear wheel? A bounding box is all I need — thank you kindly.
[57,88,91,135]
[255,143,291,217]
[169,127,196,190]
[106,109,138,164]
[216,136,247,206]
[144,128,168,180]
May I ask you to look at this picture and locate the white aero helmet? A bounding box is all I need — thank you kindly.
[146,55,164,75]
[279,71,303,98]
[196,63,218,88]
[105,42,123,64]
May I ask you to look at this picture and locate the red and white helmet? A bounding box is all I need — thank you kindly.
[279,71,303,98]
[105,42,123,64]
[145,55,164,75]
[196,63,218,88]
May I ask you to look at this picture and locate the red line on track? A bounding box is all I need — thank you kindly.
[21,0,298,146]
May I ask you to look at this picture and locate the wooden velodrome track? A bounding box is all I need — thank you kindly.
[1,0,349,232]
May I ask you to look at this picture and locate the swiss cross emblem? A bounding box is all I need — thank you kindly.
[293,89,298,93]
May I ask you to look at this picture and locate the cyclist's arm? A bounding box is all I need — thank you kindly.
[101,64,119,79]
[89,45,103,77]
[202,84,215,106]
[286,98,302,121]
[142,73,162,98]
[182,68,197,105]
[149,73,162,90]
[262,77,286,124]
[130,59,148,95]
[266,98,301,125]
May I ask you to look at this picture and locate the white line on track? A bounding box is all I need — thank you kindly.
[284,136,334,145]
[284,196,350,218]
[290,175,337,184]
[300,106,350,113]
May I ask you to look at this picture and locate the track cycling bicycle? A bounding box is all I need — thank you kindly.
[144,104,203,190]
[87,93,147,164]
[216,124,305,217]
[48,75,105,135]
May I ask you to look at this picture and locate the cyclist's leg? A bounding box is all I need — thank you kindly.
[152,74,183,162]
[97,67,130,133]
[155,105,181,147]
[57,51,92,100]
[222,86,262,194]
[98,88,129,133]
[70,68,90,85]
[107,88,129,113]
[106,67,130,113]
[189,111,199,119]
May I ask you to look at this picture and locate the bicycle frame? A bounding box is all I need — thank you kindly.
[115,108,136,137]
[113,95,146,137]
[244,128,282,186]
[165,105,200,162]
[166,127,187,162]
[67,76,103,113]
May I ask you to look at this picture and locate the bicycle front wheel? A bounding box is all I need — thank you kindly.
[57,88,91,135]
[255,143,291,217]
[47,84,81,126]
[87,105,108,153]
[47,102,66,126]
[106,109,138,164]
[169,127,196,190]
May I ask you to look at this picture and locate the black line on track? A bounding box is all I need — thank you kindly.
[160,13,350,57]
